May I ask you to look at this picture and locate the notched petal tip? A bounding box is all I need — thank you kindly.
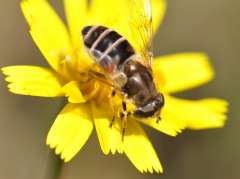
[1,66,64,97]
[164,96,229,131]
[91,105,163,173]
[142,95,228,137]
[123,120,163,173]
[92,103,117,155]
[46,103,93,162]
[190,98,229,129]
[1,66,10,75]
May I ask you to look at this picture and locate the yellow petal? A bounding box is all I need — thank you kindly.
[46,103,93,162]
[88,0,126,29]
[63,0,88,48]
[62,81,86,103]
[87,0,166,55]
[2,66,63,97]
[88,0,130,43]
[92,101,163,174]
[91,103,124,155]
[90,0,165,50]
[92,104,110,155]
[21,0,72,72]
[109,124,124,154]
[163,96,228,130]
[152,0,166,33]
[142,95,228,135]
[153,53,214,93]
[107,117,124,154]
[140,116,185,137]
[125,0,165,53]
[87,0,137,36]
[91,103,111,154]
[124,120,163,173]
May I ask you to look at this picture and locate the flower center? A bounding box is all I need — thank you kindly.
[60,53,114,105]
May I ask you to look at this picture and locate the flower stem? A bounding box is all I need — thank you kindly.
[47,100,66,179]
[45,151,63,179]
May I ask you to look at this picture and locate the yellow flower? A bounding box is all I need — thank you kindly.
[1,0,228,173]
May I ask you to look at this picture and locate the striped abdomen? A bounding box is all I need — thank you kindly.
[81,25,135,74]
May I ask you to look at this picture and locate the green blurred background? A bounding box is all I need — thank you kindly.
[0,0,239,179]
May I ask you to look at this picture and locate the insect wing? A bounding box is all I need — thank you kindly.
[128,0,153,68]
[88,66,123,92]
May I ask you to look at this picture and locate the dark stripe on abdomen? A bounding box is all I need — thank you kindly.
[82,25,135,67]
[108,40,135,66]
[95,31,122,52]
[82,26,107,48]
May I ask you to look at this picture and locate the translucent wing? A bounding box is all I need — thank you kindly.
[87,66,122,93]
[88,69,114,87]
[128,0,153,68]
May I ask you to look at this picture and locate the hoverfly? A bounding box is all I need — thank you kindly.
[81,0,164,139]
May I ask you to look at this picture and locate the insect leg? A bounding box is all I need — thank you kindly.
[121,94,128,141]
[109,88,116,128]
[156,110,162,124]
[156,116,161,124]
